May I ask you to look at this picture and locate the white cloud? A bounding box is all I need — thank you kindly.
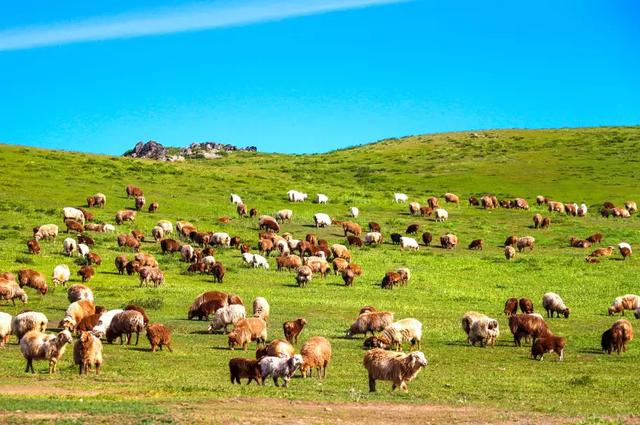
[0,0,408,51]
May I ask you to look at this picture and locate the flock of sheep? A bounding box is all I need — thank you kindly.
[0,185,637,393]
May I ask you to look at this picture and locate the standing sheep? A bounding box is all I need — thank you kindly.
[12,311,48,341]
[363,349,427,392]
[542,292,570,318]
[299,336,332,378]
[73,331,103,374]
[252,297,270,321]
[146,323,173,352]
[347,311,394,338]
[259,354,303,387]
[208,304,247,334]
[20,329,73,373]
[283,318,307,344]
[229,358,262,385]
[371,318,423,351]
[106,310,145,345]
[0,312,12,347]
[52,265,71,286]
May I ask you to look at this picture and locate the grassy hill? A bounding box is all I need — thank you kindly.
[0,126,639,423]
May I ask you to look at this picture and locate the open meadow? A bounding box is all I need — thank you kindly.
[1,127,640,424]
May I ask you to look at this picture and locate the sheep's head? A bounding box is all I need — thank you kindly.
[58,330,73,345]
[409,351,428,368]
[59,317,76,332]
[290,354,303,369]
[562,308,571,319]
[228,332,240,350]
[18,290,28,304]
[634,309,640,320]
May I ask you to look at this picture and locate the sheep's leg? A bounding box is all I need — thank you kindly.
[78,364,83,375]
[135,331,140,346]
[558,349,564,361]
[273,377,279,387]
[96,364,101,375]
[368,375,376,392]
[25,358,33,373]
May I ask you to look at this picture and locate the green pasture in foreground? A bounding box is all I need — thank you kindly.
[0,126,639,421]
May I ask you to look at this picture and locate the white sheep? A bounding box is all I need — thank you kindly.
[313,213,332,228]
[181,244,195,262]
[242,253,255,266]
[258,354,303,387]
[92,309,124,337]
[399,237,419,251]
[377,318,423,351]
[287,190,308,202]
[253,297,270,321]
[63,238,78,256]
[0,312,12,347]
[34,224,59,241]
[364,349,427,392]
[349,207,359,218]
[203,255,216,266]
[578,203,588,216]
[461,311,488,343]
[287,239,301,251]
[103,224,115,232]
[276,239,290,255]
[156,220,173,234]
[211,232,231,247]
[542,292,571,318]
[469,317,499,347]
[394,193,408,203]
[152,225,165,241]
[20,329,73,373]
[316,194,329,204]
[364,232,383,245]
[78,243,90,258]
[276,209,293,223]
[208,304,247,333]
[252,254,270,269]
[12,311,48,341]
[52,264,71,287]
[230,193,243,205]
[435,208,448,222]
[67,284,94,303]
[62,207,85,224]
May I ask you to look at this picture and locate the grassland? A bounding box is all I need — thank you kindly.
[0,126,640,424]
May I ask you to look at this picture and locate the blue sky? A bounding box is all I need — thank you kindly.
[0,0,638,155]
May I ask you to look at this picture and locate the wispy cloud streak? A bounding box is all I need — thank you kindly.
[0,0,407,51]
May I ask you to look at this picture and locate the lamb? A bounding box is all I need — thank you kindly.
[394,193,408,203]
[106,310,145,345]
[504,298,518,316]
[27,239,41,255]
[73,331,103,374]
[12,311,48,341]
[469,317,499,347]
[531,335,566,361]
[63,207,86,225]
[258,354,303,387]
[434,208,448,222]
[618,242,632,260]
[363,349,427,392]
[134,196,146,211]
[540,217,551,229]
[519,298,534,314]
[0,312,11,347]
[440,233,458,249]
[299,336,332,378]
[229,358,262,385]
[67,284,94,303]
[252,297,270,321]
[283,318,307,344]
[0,280,28,305]
[516,236,535,252]
[608,294,640,316]
[364,232,383,245]
[146,323,173,352]
[252,254,270,269]
[208,304,247,334]
[313,213,332,228]
[60,300,96,332]
[296,266,313,287]
[18,269,48,295]
[227,317,268,350]
[508,314,551,346]
[77,265,95,283]
[400,237,419,251]
[256,339,296,360]
[373,318,423,351]
[33,224,59,241]
[20,329,73,373]
[542,292,570,318]
[63,237,78,256]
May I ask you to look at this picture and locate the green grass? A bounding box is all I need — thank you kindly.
[1,126,640,421]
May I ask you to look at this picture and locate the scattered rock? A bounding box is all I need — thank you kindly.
[123,140,257,161]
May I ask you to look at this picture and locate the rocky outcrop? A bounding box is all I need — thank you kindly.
[123,141,257,161]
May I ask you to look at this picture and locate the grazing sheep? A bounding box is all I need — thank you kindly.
[146,323,173,352]
[27,239,41,255]
[276,255,302,272]
[115,210,136,225]
[148,202,159,213]
[468,196,480,206]
[440,233,458,249]
[444,193,459,204]
[138,267,164,288]
[400,237,419,251]
[118,234,141,252]
[73,331,103,374]
[299,336,332,378]
[408,202,420,216]
[519,298,534,314]
[18,269,48,295]
[60,300,96,332]
[188,298,228,321]
[504,298,518,316]
[0,280,28,305]
[481,195,497,209]
[228,317,268,350]
[373,318,423,351]
[63,238,78,256]
[419,206,433,217]
[209,262,225,283]
[237,203,248,217]
[427,196,439,208]
[33,224,59,241]
[540,217,551,229]
[67,284,93,303]
[295,266,313,288]
[77,265,95,283]
[229,358,262,385]
[75,313,103,333]
[342,268,356,286]
[78,243,90,258]
[531,335,566,361]
[208,304,247,334]
[394,193,408,203]
[211,232,232,247]
[256,339,295,360]
[533,213,542,228]
[20,329,73,373]
[152,226,165,242]
[124,304,149,326]
[536,195,547,205]
[230,193,243,204]
[134,196,146,211]
[548,201,565,213]
[569,237,591,248]
[504,246,517,260]
[342,221,362,237]
[396,268,410,286]
[63,207,86,225]
[391,233,402,245]
[305,258,329,277]
[126,184,143,198]
[421,232,433,246]
[364,232,383,245]
[602,319,634,354]
[347,311,394,338]
[252,297,270,321]
[313,213,332,228]
[363,349,427,392]
[65,219,84,234]
[258,354,303,387]
[288,190,308,202]
[283,318,307,344]
[252,254,270,269]
[381,271,403,289]
[590,246,615,258]
[468,239,484,250]
[508,314,551,346]
[368,222,381,232]
[12,311,48,342]
[542,293,570,318]
[350,207,359,218]
[91,309,124,337]
[619,242,632,260]
[87,193,106,208]
[0,312,11,347]
[468,317,499,347]
[516,236,535,252]
[275,209,293,223]
[86,252,102,266]
[608,294,640,316]
[586,233,603,244]
[106,310,145,345]
[434,208,448,222]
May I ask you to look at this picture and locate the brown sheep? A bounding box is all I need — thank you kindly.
[444,193,459,204]
[27,240,41,255]
[258,239,274,257]
[77,266,94,283]
[117,234,140,252]
[75,313,103,333]
[297,240,313,257]
[73,331,103,375]
[346,235,364,247]
[468,239,483,250]
[540,217,551,229]
[106,310,145,345]
[134,253,158,268]
[602,319,634,354]
[359,305,377,314]
[504,246,516,260]
[65,219,84,234]
[381,271,402,289]
[516,236,535,252]
[283,318,307,344]
[363,349,427,392]
[427,196,439,209]
[124,304,149,326]
[299,336,332,378]
[590,246,615,257]
[331,244,352,261]
[229,358,262,385]
[161,239,181,254]
[347,311,394,337]
[77,235,94,246]
[230,236,241,247]
[342,222,362,237]
[531,335,566,361]
[146,323,172,352]
[18,269,48,295]
[126,184,143,198]
[406,224,420,235]
[131,230,145,241]
[509,314,551,346]
[134,196,146,211]
[60,300,96,332]
[504,298,518,316]
[481,195,496,209]
[421,232,432,246]
[586,233,603,244]
[342,268,356,286]
[148,202,159,213]
[125,260,141,276]
[368,222,381,232]
[256,339,295,360]
[239,243,250,254]
[440,233,458,250]
[332,258,349,275]
[504,235,518,247]
[84,223,104,232]
[536,195,547,205]
[468,196,480,206]
[569,237,591,248]
[419,206,433,217]
[228,317,267,350]
[519,298,534,314]
[210,263,225,283]
[87,193,106,208]
[276,255,302,272]
[259,217,280,233]
[533,213,542,228]
[86,252,102,266]
[237,203,248,217]
[187,262,207,274]
[115,210,136,225]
